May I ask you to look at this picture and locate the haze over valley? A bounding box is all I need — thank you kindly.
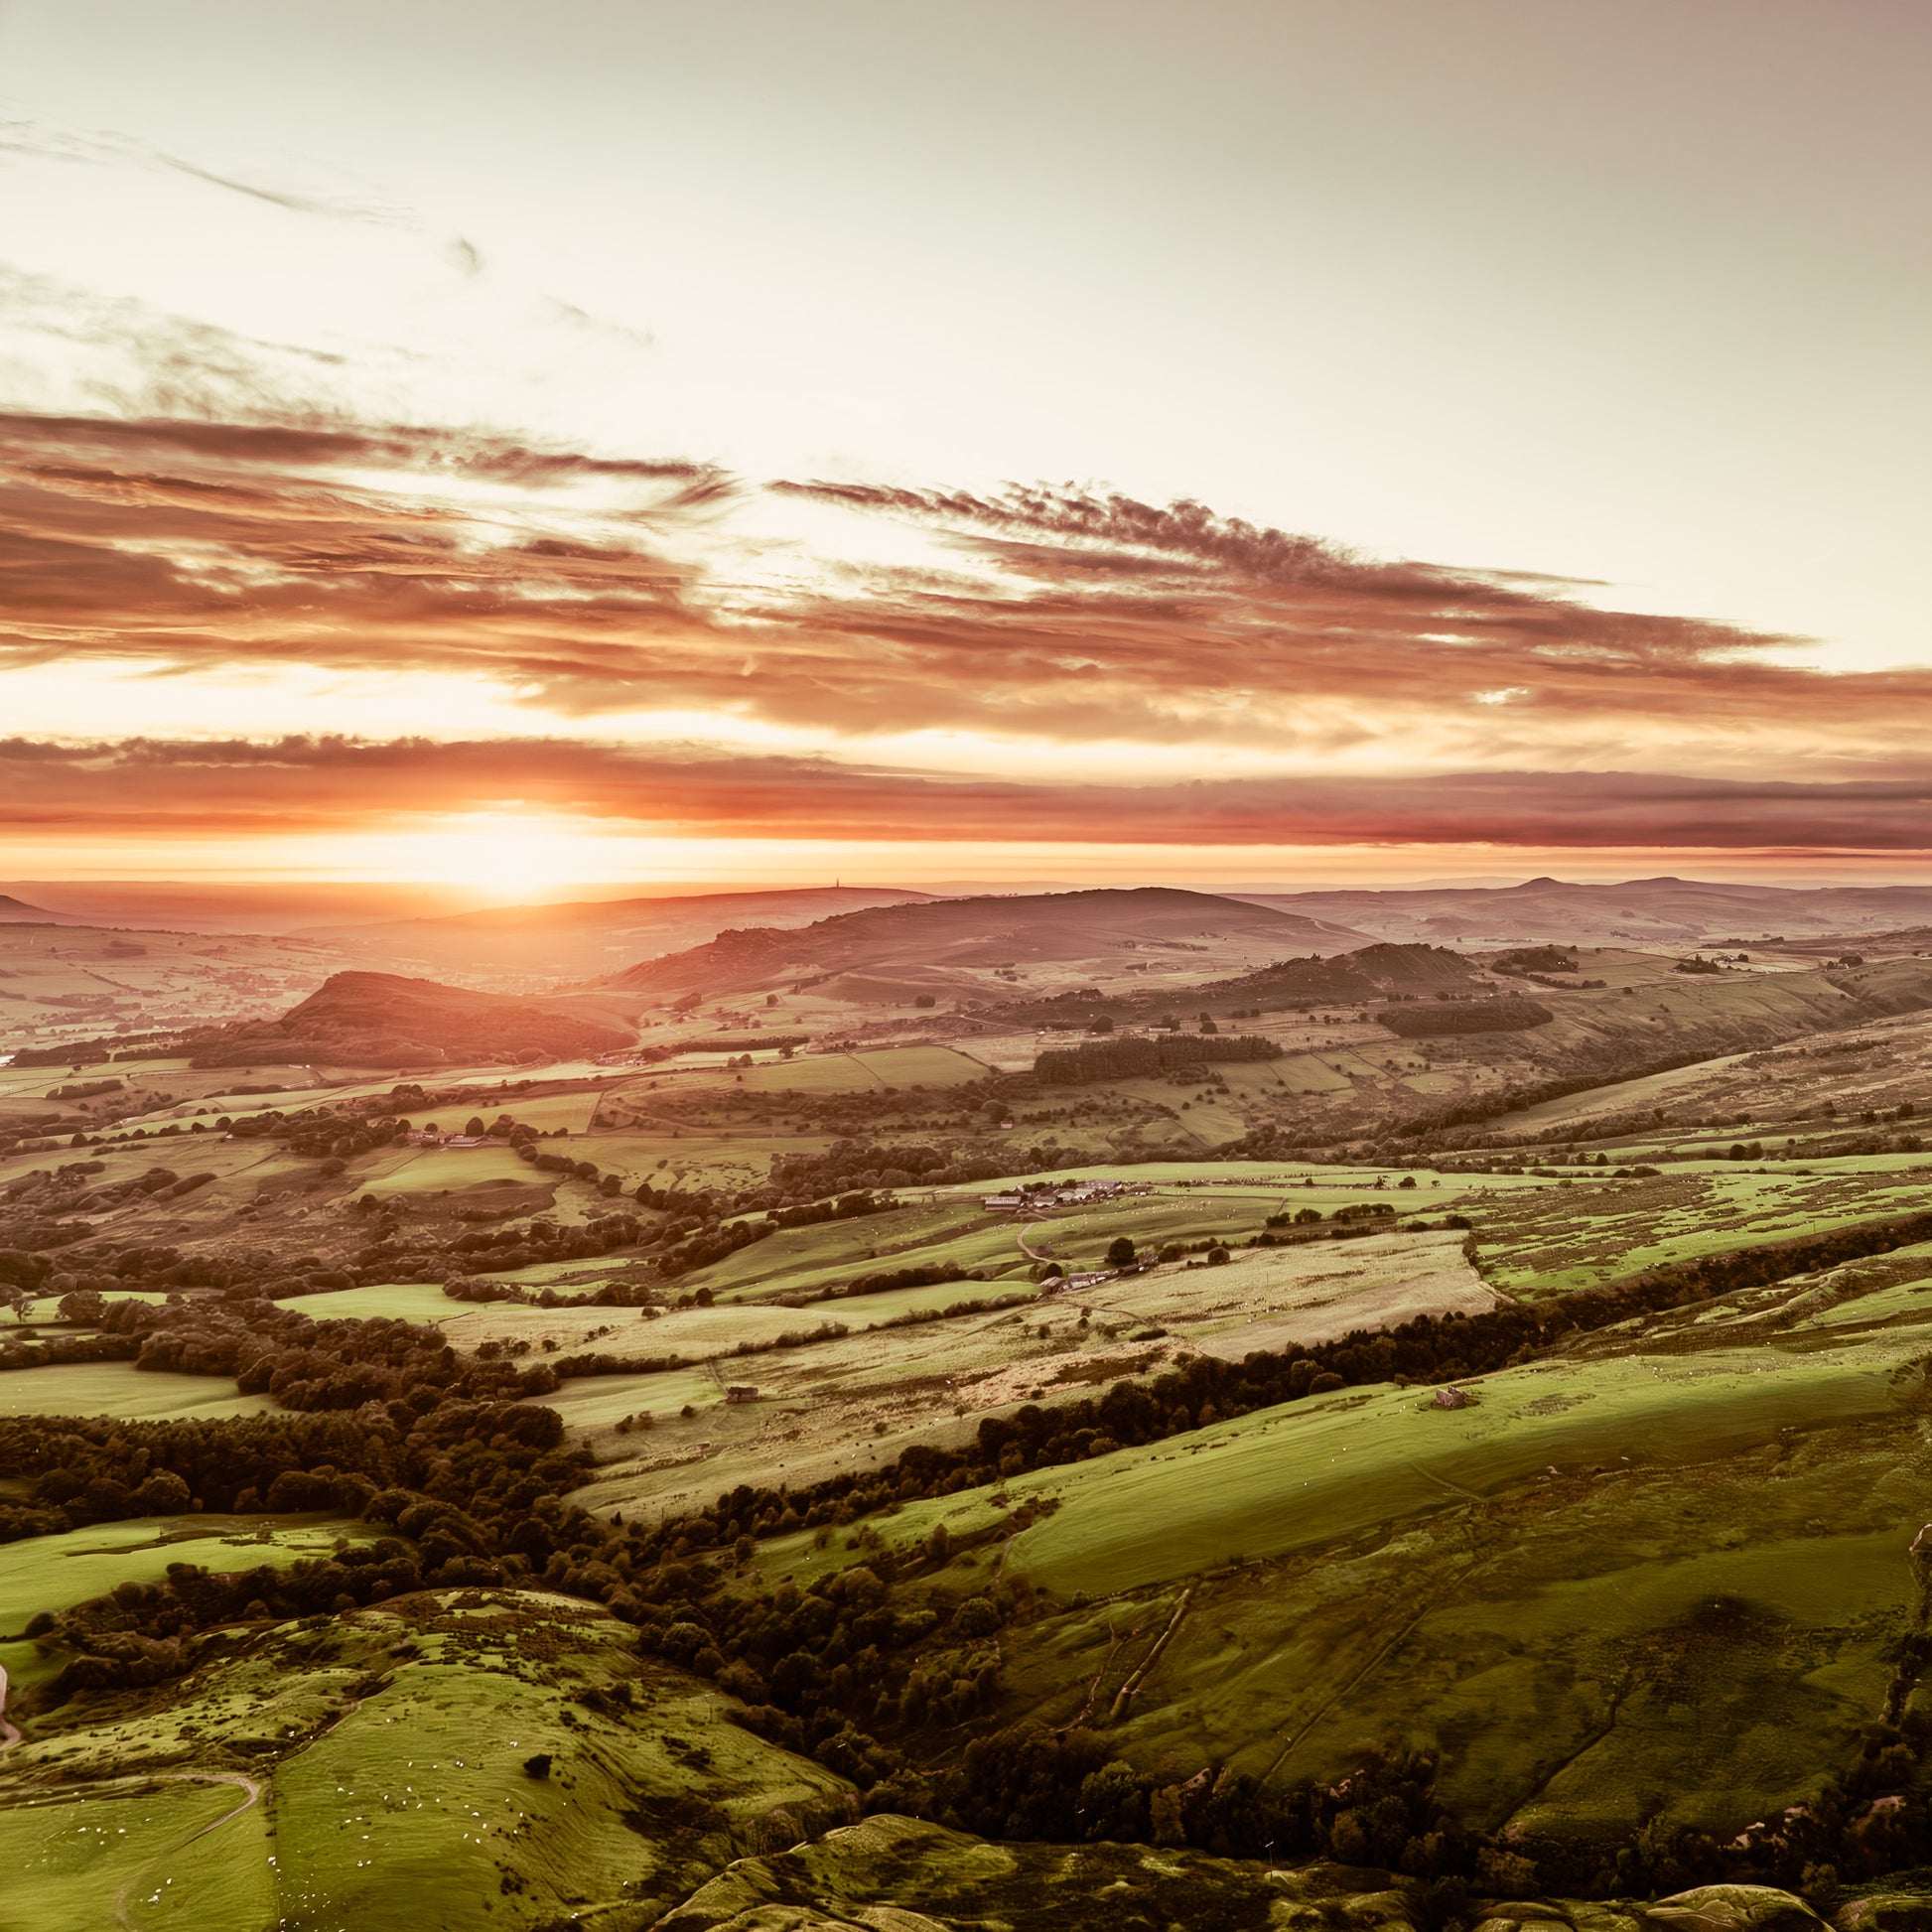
[4,3,1932,1927]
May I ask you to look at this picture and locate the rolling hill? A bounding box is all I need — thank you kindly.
[0,896,80,925]
[186,970,633,1068]
[310,886,938,982]
[606,887,1370,1003]
[1234,875,1932,945]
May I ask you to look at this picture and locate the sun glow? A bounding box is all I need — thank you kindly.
[324,817,644,898]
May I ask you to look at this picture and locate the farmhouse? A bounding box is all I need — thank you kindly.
[725,1384,760,1404]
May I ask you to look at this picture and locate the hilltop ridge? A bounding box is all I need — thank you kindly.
[608,886,1368,1003]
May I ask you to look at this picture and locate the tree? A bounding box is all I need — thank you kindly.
[1105,1236,1136,1267]
[0,1285,30,1323]
[464,1116,486,1137]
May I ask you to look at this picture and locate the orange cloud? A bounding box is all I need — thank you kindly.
[5,736,1932,852]
[3,409,1929,770]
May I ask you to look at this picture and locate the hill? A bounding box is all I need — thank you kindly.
[186,970,633,1068]
[309,886,939,983]
[1235,875,1932,945]
[0,896,79,925]
[607,888,1369,1004]
[985,939,1488,1030]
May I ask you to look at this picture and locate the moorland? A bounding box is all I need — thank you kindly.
[6,880,1932,1929]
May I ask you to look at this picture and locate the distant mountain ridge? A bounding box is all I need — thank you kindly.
[308,886,938,982]
[0,895,80,924]
[1231,876,1932,944]
[605,887,1370,1002]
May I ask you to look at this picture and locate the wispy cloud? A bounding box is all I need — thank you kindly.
[6,735,1932,853]
[2,406,1926,774]
[0,109,412,229]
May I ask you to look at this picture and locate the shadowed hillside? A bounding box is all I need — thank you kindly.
[310,885,939,983]
[0,896,79,925]
[187,970,632,1068]
[608,888,1369,1003]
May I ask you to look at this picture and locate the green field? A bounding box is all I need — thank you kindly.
[1470,1162,1932,1297]
[272,1282,472,1323]
[996,1435,1923,1842]
[358,1145,541,1194]
[849,1044,990,1085]
[0,1513,383,1687]
[393,1091,603,1133]
[720,1280,1932,1845]
[0,1591,851,1931]
[998,1338,1911,1595]
[570,1128,831,1189]
[0,1364,273,1423]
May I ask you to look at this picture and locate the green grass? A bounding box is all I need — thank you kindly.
[734,1055,880,1093]
[0,1365,274,1423]
[740,1311,1925,1604]
[394,1092,602,1133]
[1470,1164,1932,1298]
[272,1282,471,1323]
[0,1513,383,1684]
[1003,1338,1914,1596]
[359,1146,540,1194]
[995,1430,1921,1844]
[542,1364,727,1428]
[696,1209,1028,1304]
[0,1591,851,1930]
[0,1780,273,1931]
[848,1044,990,1086]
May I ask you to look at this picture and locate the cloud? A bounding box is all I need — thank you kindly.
[6,406,1932,776]
[6,735,1932,853]
[0,411,738,701]
[0,109,409,229]
[6,398,1932,866]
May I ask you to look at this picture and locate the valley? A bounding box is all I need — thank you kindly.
[5,880,1932,1929]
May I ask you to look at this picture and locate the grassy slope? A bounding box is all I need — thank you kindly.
[736,1283,1932,1848]
[0,1514,384,1689]
[1471,1160,1932,1297]
[0,1591,852,1932]
[0,1366,275,1424]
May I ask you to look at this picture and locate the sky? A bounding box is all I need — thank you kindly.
[1,0,1928,895]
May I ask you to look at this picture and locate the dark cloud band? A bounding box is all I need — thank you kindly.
[5,736,1932,852]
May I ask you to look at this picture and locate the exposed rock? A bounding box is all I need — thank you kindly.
[1644,1885,1828,1932]
[1834,1899,1932,1932]
[656,1815,1430,1932]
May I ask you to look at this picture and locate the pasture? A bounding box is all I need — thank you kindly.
[0,1591,850,1931]
[358,1145,537,1195]
[573,1226,1489,1524]
[273,1282,472,1323]
[997,1333,1916,1596]
[0,1364,273,1423]
[849,1044,990,1085]
[0,1513,383,1685]
[994,1420,1923,1844]
[1471,1162,1932,1298]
